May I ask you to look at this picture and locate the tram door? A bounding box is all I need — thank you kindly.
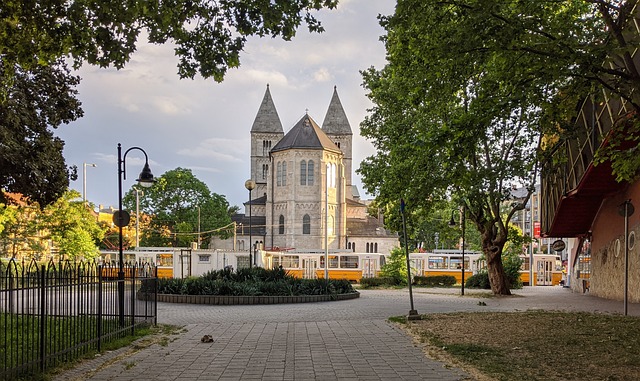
[362,257,378,278]
[302,258,318,279]
[536,259,554,286]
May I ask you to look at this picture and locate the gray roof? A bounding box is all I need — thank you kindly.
[271,114,342,154]
[322,86,352,135]
[251,85,284,133]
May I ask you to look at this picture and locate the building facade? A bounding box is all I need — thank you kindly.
[211,86,398,259]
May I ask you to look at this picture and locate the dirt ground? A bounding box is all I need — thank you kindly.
[401,311,640,381]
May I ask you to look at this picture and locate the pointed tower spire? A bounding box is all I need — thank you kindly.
[322,86,352,135]
[251,84,284,133]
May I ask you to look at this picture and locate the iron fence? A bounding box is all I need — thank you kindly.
[0,259,157,379]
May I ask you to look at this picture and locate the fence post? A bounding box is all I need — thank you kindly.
[39,266,46,373]
[97,265,103,352]
[154,265,158,326]
[130,265,136,336]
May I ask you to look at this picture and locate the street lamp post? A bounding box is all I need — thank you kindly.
[449,205,466,296]
[83,162,97,204]
[116,144,155,327]
[245,179,256,268]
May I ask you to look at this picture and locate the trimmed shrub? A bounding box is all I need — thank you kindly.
[465,273,491,289]
[413,275,456,287]
[156,267,355,296]
[359,276,402,288]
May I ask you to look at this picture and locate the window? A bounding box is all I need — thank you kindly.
[277,162,282,186]
[428,256,448,269]
[320,255,339,268]
[307,160,314,185]
[366,242,370,253]
[340,256,359,269]
[198,255,210,263]
[262,164,268,180]
[280,255,299,268]
[300,160,307,185]
[303,214,310,234]
[282,161,287,185]
[279,215,285,234]
[262,140,272,156]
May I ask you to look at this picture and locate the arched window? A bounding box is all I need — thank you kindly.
[303,214,311,234]
[366,242,370,253]
[374,243,378,253]
[300,160,307,185]
[279,215,285,234]
[281,161,287,186]
[307,160,314,185]
[352,243,356,252]
[262,164,268,180]
[276,162,282,186]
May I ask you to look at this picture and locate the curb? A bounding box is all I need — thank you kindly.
[142,291,360,305]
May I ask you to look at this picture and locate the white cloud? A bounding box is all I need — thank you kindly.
[313,68,332,82]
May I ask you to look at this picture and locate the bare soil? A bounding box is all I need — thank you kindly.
[401,311,640,381]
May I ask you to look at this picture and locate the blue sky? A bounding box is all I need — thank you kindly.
[56,0,396,210]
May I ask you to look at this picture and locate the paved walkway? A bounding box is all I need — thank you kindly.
[54,286,640,381]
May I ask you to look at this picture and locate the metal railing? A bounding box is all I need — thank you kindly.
[0,259,157,380]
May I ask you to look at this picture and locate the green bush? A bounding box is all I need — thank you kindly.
[413,275,456,287]
[465,273,491,289]
[156,267,355,296]
[359,276,403,288]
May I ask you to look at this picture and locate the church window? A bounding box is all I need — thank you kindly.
[366,243,370,253]
[263,140,272,156]
[262,164,268,180]
[307,160,314,185]
[303,214,310,234]
[300,160,307,185]
[281,161,287,185]
[279,215,285,234]
[276,162,282,186]
[374,243,378,253]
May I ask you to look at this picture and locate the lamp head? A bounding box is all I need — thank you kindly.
[245,179,256,191]
[136,163,155,188]
[448,210,457,227]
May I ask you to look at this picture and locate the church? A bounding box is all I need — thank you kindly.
[211,86,398,264]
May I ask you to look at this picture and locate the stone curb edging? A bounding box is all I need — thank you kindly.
[143,291,360,305]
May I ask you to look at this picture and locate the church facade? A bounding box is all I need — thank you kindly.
[211,86,398,259]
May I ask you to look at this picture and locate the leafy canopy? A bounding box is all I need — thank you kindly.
[122,167,232,247]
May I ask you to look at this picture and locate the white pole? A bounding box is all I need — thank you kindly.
[325,163,329,280]
[83,162,96,204]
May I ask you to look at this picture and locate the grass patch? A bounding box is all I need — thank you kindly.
[388,316,407,324]
[401,311,640,381]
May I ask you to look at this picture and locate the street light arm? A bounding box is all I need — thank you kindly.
[121,146,151,181]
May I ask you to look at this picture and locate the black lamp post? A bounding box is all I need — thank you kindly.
[116,144,155,327]
[449,205,466,296]
[245,179,256,268]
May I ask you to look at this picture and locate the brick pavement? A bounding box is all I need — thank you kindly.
[53,286,640,381]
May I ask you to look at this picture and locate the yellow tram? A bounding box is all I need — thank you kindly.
[260,251,386,282]
[519,254,563,286]
[99,249,174,278]
[409,250,483,284]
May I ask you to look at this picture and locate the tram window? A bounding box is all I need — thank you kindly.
[428,256,448,269]
[521,258,530,271]
[449,257,470,270]
[340,256,359,269]
[139,256,153,264]
[319,256,339,268]
[156,254,172,267]
[273,256,281,268]
[281,255,300,268]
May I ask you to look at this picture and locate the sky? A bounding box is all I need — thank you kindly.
[56,0,396,211]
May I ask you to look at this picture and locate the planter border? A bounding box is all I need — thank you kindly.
[149,291,359,305]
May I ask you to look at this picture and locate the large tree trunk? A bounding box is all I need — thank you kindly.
[485,245,511,295]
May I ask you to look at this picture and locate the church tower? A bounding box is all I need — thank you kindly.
[322,86,353,195]
[250,85,284,201]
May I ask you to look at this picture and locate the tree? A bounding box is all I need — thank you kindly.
[0,61,81,206]
[1,0,338,206]
[123,168,232,247]
[39,190,106,259]
[359,1,639,294]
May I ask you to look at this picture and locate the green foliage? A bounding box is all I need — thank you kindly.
[465,273,491,290]
[1,1,337,208]
[0,61,81,207]
[413,275,456,287]
[122,168,232,247]
[156,267,355,296]
[379,246,408,285]
[359,276,403,288]
[40,190,106,259]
